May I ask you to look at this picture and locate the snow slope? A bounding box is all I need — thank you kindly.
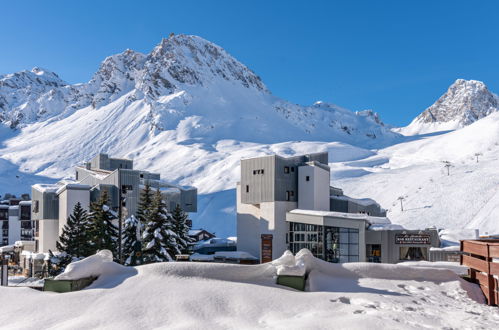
[336,112,499,235]
[0,250,496,329]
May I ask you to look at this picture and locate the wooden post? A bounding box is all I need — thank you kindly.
[486,244,495,305]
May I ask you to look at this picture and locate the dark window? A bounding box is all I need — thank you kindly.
[286,191,290,201]
[261,169,264,174]
[121,185,133,192]
[284,166,289,174]
[246,185,249,193]
[306,176,310,181]
[20,205,31,220]
[291,167,295,172]
[290,191,294,197]
[140,173,144,178]
[33,200,39,213]
[76,172,79,180]
[0,209,7,220]
[253,170,257,175]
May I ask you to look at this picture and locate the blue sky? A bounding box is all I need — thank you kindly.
[2,0,499,126]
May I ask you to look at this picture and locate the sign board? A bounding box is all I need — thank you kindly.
[395,234,431,245]
[261,234,273,263]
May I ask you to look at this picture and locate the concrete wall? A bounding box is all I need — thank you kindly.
[58,187,90,239]
[31,189,59,221]
[236,184,296,261]
[236,184,262,258]
[298,165,330,211]
[38,219,58,253]
[8,213,21,245]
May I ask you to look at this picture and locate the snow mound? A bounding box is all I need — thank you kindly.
[55,250,130,280]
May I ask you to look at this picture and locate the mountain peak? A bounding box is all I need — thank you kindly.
[403,79,499,134]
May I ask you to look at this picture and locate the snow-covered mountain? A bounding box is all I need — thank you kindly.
[401,79,499,135]
[1,34,499,237]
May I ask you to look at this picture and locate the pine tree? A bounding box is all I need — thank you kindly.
[46,250,73,277]
[171,204,192,254]
[88,190,119,257]
[122,215,143,266]
[137,184,154,229]
[142,190,178,263]
[56,202,92,258]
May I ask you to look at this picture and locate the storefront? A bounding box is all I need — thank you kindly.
[286,209,439,264]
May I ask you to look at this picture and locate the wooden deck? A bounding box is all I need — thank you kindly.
[460,239,499,306]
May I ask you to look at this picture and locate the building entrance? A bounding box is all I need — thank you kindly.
[399,247,428,261]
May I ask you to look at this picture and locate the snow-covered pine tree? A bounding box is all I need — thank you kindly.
[122,215,143,266]
[56,202,93,258]
[142,190,179,263]
[171,204,192,254]
[137,183,153,229]
[46,250,73,277]
[88,190,119,257]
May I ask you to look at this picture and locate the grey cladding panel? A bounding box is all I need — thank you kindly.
[240,156,275,204]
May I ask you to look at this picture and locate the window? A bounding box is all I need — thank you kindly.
[33,200,39,213]
[290,191,294,197]
[253,170,257,175]
[306,176,310,181]
[285,191,290,201]
[140,173,144,178]
[246,185,249,193]
[20,205,31,220]
[261,169,264,174]
[367,244,381,263]
[284,166,289,173]
[121,185,133,192]
[0,209,7,220]
[291,167,295,172]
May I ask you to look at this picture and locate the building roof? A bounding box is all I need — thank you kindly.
[56,183,92,195]
[32,183,60,193]
[287,209,391,225]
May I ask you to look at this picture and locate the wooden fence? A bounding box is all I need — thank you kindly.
[460,239,499,306]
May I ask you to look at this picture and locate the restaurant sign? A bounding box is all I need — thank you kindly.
[395,234,431,245]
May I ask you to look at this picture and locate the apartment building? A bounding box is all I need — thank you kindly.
[236,152,438,264]
[32,153,197,253]
[0,195,33,246]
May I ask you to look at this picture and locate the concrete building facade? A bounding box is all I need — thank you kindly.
[0,196,33,246]
[32,153,197,253]
[236,152,438,264]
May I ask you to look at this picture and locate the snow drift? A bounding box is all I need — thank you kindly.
[1,250,495,329]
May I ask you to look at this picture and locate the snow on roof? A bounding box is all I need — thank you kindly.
[368,223,405,231]
[56,183,92,195]
[9,205,19,210]
[0,245,15,253]
[288,209,391,225]
[331,195,379,207]
[0,205,9,209]
[189,253,215,261]
[188,229,203,236]
[32,183,59,193]
[18,201,32,206]
[213,251,257,260]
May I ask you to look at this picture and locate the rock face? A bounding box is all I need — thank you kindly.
[403,79,499,135]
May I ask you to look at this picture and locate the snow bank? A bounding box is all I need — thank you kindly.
[55,250,130,280]
[0,248,495,329]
